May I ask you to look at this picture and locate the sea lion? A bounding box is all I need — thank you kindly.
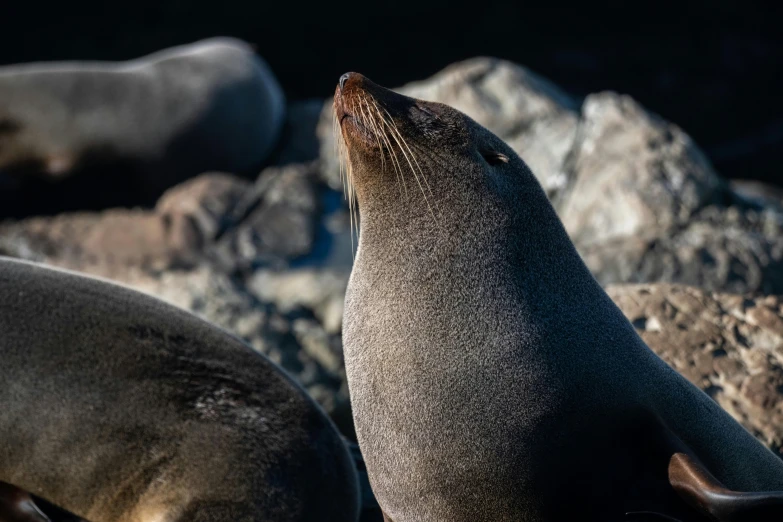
[0,256,359,522]
[0,37,284,216]
[335,72,783,521]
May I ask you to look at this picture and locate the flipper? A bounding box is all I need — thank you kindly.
[668,452,783,522]
[0,481,50,522]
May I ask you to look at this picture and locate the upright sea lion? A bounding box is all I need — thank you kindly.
[335,72,783,521]
[0,256,359,522]
[0,37,284,216]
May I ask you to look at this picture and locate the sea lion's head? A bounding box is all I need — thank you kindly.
[334,72,547,240]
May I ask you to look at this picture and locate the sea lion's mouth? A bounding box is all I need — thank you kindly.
[334,86,374,145]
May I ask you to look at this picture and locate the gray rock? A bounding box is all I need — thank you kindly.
[210,162,321,268]
[0,209,187,276]
[582,205,783,295]
[0,172,252,276]
[249,268,350,334]
[608,283,783,457]
[156,171,253,248]
[560,93,724,245]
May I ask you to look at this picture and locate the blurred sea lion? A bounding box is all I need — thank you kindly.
[0,37,284,216]
[0,256,359,522]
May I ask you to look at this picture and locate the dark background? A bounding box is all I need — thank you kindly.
[3,0,782,186]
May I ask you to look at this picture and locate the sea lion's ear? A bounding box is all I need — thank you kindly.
[669,452,783,521]
[480,149,509,166]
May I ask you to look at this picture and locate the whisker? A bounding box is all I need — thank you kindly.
[365,95,406,197]
[379,108,437,223]
[359,96,385,170]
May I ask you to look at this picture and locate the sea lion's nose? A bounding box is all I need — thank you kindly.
[339,73,352,91]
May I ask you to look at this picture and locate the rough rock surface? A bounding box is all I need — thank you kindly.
[0,172,253,276]
[583,204,783,295]
[559,93,723,245]
[609,283,783,457]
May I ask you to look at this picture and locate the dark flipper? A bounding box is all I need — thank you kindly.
[0,481,50,522]
[669,452,783,522]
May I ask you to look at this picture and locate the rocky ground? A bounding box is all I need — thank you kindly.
[1,57,782,518]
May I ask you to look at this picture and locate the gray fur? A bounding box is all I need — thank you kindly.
[0,256,359,522]
[0,37,284,191]
[338,74,783,522]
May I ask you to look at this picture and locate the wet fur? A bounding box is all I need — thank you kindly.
[337,74,783,521]
[0,257,359,522]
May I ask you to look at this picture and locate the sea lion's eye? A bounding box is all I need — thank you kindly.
[481,150,509,166]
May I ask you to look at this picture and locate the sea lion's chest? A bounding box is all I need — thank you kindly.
[342,254,568,520]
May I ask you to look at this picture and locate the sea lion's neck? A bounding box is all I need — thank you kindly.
[352,183,603,322]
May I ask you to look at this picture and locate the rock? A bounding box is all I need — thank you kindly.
[156,171,253,249]
[210,162,321,269]
[608,283,783,457]
[582,204,783,295]
[249,268,350,334]
[318,58,580,196]
[0,209,186,277]
[0,172,253,276]
[0,165,325,275]
[559,93,724,245]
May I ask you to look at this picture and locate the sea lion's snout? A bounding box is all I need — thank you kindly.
[334,72,376,141]
[334,71,364,119]
[335,71,363,94]
[334,72,357,128]
[334,72,414,144]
